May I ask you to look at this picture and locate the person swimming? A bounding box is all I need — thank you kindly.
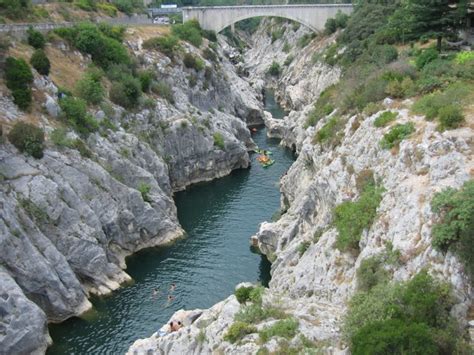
[169,283,176,292]
[152,288,159,299]
[167,295,175,302]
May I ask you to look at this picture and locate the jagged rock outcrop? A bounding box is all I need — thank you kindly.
[0,26,264,353]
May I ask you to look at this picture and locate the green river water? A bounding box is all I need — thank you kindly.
[47,90,294,354]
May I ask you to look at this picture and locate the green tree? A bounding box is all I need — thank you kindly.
[30,49,50,75]
[400,0,468,51]
[4,57,33,110]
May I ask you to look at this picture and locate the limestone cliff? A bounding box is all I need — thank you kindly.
[0,26,262,353]
[128,19,473,355]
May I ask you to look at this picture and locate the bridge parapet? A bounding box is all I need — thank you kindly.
[182,4,353,33]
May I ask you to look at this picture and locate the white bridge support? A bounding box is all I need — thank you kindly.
[182,4,353,33]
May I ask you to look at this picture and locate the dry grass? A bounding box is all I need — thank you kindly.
[46,45,88,91]
[125,25,171,42]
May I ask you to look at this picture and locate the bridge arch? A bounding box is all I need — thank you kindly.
[182,5,353,34]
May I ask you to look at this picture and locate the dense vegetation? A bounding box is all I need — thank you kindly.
[308,0,473,143]
[431,180,474,284]
[345,271,468,354]
[334,175,384,252]
[4,57,34,110]
[30,49,50,75]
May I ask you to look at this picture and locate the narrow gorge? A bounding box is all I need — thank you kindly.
[1,3,473,355]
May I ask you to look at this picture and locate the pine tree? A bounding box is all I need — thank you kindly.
[403,0,468,50]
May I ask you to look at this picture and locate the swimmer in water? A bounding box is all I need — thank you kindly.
[169,283,176,292]
[152,288,159,299]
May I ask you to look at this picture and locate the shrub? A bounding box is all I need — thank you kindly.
[304,86,336,128]
[138,70,153,93]
[202,47,217,62]
[55,23,130,69]
[213,132,225,150]
[271,28,284,43]
[113,0,134,15]
[416,48,438,70]
[97,2,118,17]
[50,127,74,147]
[183,53,204,71]
[297,241,311,256]
[172,19,203,47]
[267,61,281,77]
[4,57,33,110]
[151,81,174,104]
[27,27,45,49]
[438,105,464,131]
[109,75,141,108]
[334,183,384,252]
[282,41,291,53]
[325,18,338,35]
[283,55,294,66]
[363,102,383,116]
[142,35,180,57]
[379,122,415,149]
[76,72,104,105]
[30,49,50,75]
[235,304,286,324]
[235,286,253,304]
[313,116,345,147]
[352,319,437,355]
[223,322,256,344]
[259,318,298,343]
[138,182,152,203]
[431,180,474,282]
[8,121,44,159]
[59,96,99,134]
[356,256,389,291]
[202,29,217,42]
[345,271,461,354]
[454,51,474,65]
[373,111,397,128]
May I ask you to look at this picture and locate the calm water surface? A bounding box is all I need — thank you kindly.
[48,95,293,354]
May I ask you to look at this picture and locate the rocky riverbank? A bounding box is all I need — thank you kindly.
[128,19,473,354]
[0,25,263,353]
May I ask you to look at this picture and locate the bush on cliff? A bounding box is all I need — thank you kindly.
[27,27,46,49]
[76,70,104,105]
[142,35,180,57]
[345,271,466,355]
[4,57,33,110]
[59,96,99,135]
[109,75,141,109]
[172,19,203,48]
[8,121,44,159]
[54,23,130,69]
[334,182,384,252]
[431,180,474,283]
[30,49,50,75]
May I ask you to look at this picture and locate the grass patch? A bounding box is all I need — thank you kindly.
[373,111,397,128]
[137,182,152,203]
[259,318,299,343]
[223,322,256,344]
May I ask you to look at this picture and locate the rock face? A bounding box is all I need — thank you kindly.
[0,269,50,355]
[129,19,473,354]
[0,27,264,352]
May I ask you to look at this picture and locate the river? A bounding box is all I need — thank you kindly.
[47,90,293,354]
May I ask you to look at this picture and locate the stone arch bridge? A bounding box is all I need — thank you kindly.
[182,4,353,33]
